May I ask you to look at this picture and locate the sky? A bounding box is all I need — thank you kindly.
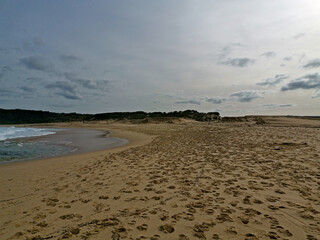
[0,0,320,116]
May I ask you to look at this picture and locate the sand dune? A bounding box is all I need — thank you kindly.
[0,118,320,239]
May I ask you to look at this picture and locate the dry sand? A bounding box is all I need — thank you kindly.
[0,117,319,240]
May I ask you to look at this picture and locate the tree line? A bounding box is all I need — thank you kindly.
[0,108,220,124]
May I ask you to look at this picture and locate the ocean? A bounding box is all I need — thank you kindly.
[0,126,56,141]
[0,127,75,163]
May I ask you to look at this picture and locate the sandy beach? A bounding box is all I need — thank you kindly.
[0,117,319,240]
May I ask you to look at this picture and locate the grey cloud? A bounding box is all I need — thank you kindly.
[19,86,35,93]
[222,105,235,109]
[59,55,81,64]
[45,81,82,100]
[216,44,254,67]
[0,66,14,78]
[303,59,320,69]
[278,104,292,107]
[65,72,109,90]
[312,90,320,98]
[283,56,292,61]
[22,37,44,51]
[262,104,277,108]
[219,58,255,67]
[20,56,54,73]
[175,100,201,105]
[260,51,276,58]
[26,77,43,82]
[229,90,263,102]
[262,104,292,108]
[206,97,226,104]
[293,33,305,39]
[49,103,74,108]
[281,73,320,91]
[2,66,13,72]
[218,43,245,59]
[55,92,81,100]
[257,74,288,86]
[0,88,13,96]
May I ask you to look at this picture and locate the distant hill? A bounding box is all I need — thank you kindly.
[0,109,220,124]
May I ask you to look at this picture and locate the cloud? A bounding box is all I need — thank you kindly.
[216,44,255,68]
[0,88,13,96]
[262,104,277,108]
[59,55,81,64]
[206,97,226,104]
[20,56,54,73]
[218,58,255,67]
[278,104,292,107]
[303,59,320,69]
[25,77,43,82]
[293,33,305,39]
[281,73,320,91]
[257,74,289,86]
[283,56,292,62]
[229,90,263,102]
[218,43,245,59]
[22,37,44,51]
[45,81,82,100]
[175,100,201,105]
[19,86,35,93]
[260,51,276,58]
[64,72,109,90]
[262,104,292,108]
[0,66,14,78]
[312,90,320,98]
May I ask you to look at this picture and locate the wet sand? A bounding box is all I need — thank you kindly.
[0,118,319,240]
[30,128,129,156]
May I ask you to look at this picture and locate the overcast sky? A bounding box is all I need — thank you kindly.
[1,0,319,116]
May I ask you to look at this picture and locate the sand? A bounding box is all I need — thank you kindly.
[0,117,319,240]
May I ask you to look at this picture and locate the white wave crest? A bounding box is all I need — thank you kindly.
[0,127,56,141]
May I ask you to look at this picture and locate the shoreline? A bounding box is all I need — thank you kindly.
[0,127,129,165]
[0,124,153,169]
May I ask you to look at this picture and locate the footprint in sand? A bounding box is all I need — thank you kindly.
[159,223,175,233]
[179,234,190,240]
[36,221,48,227]
[245,233,259,240]
[212,233,221,240]
[243,195,252,204]
[136,223,148,231]
[266,196,280,202]
[59,213,82,220]
[192,222,214,239]
[276,225,293,237]
[225,226,238,235]
[112,226,128,239]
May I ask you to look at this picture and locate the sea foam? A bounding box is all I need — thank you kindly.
[0,127,56,141]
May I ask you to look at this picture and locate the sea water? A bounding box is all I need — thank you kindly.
[0,127,75,163]
[0,126,56,141]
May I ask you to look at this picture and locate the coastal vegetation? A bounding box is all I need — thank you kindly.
[0,108,220,124]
